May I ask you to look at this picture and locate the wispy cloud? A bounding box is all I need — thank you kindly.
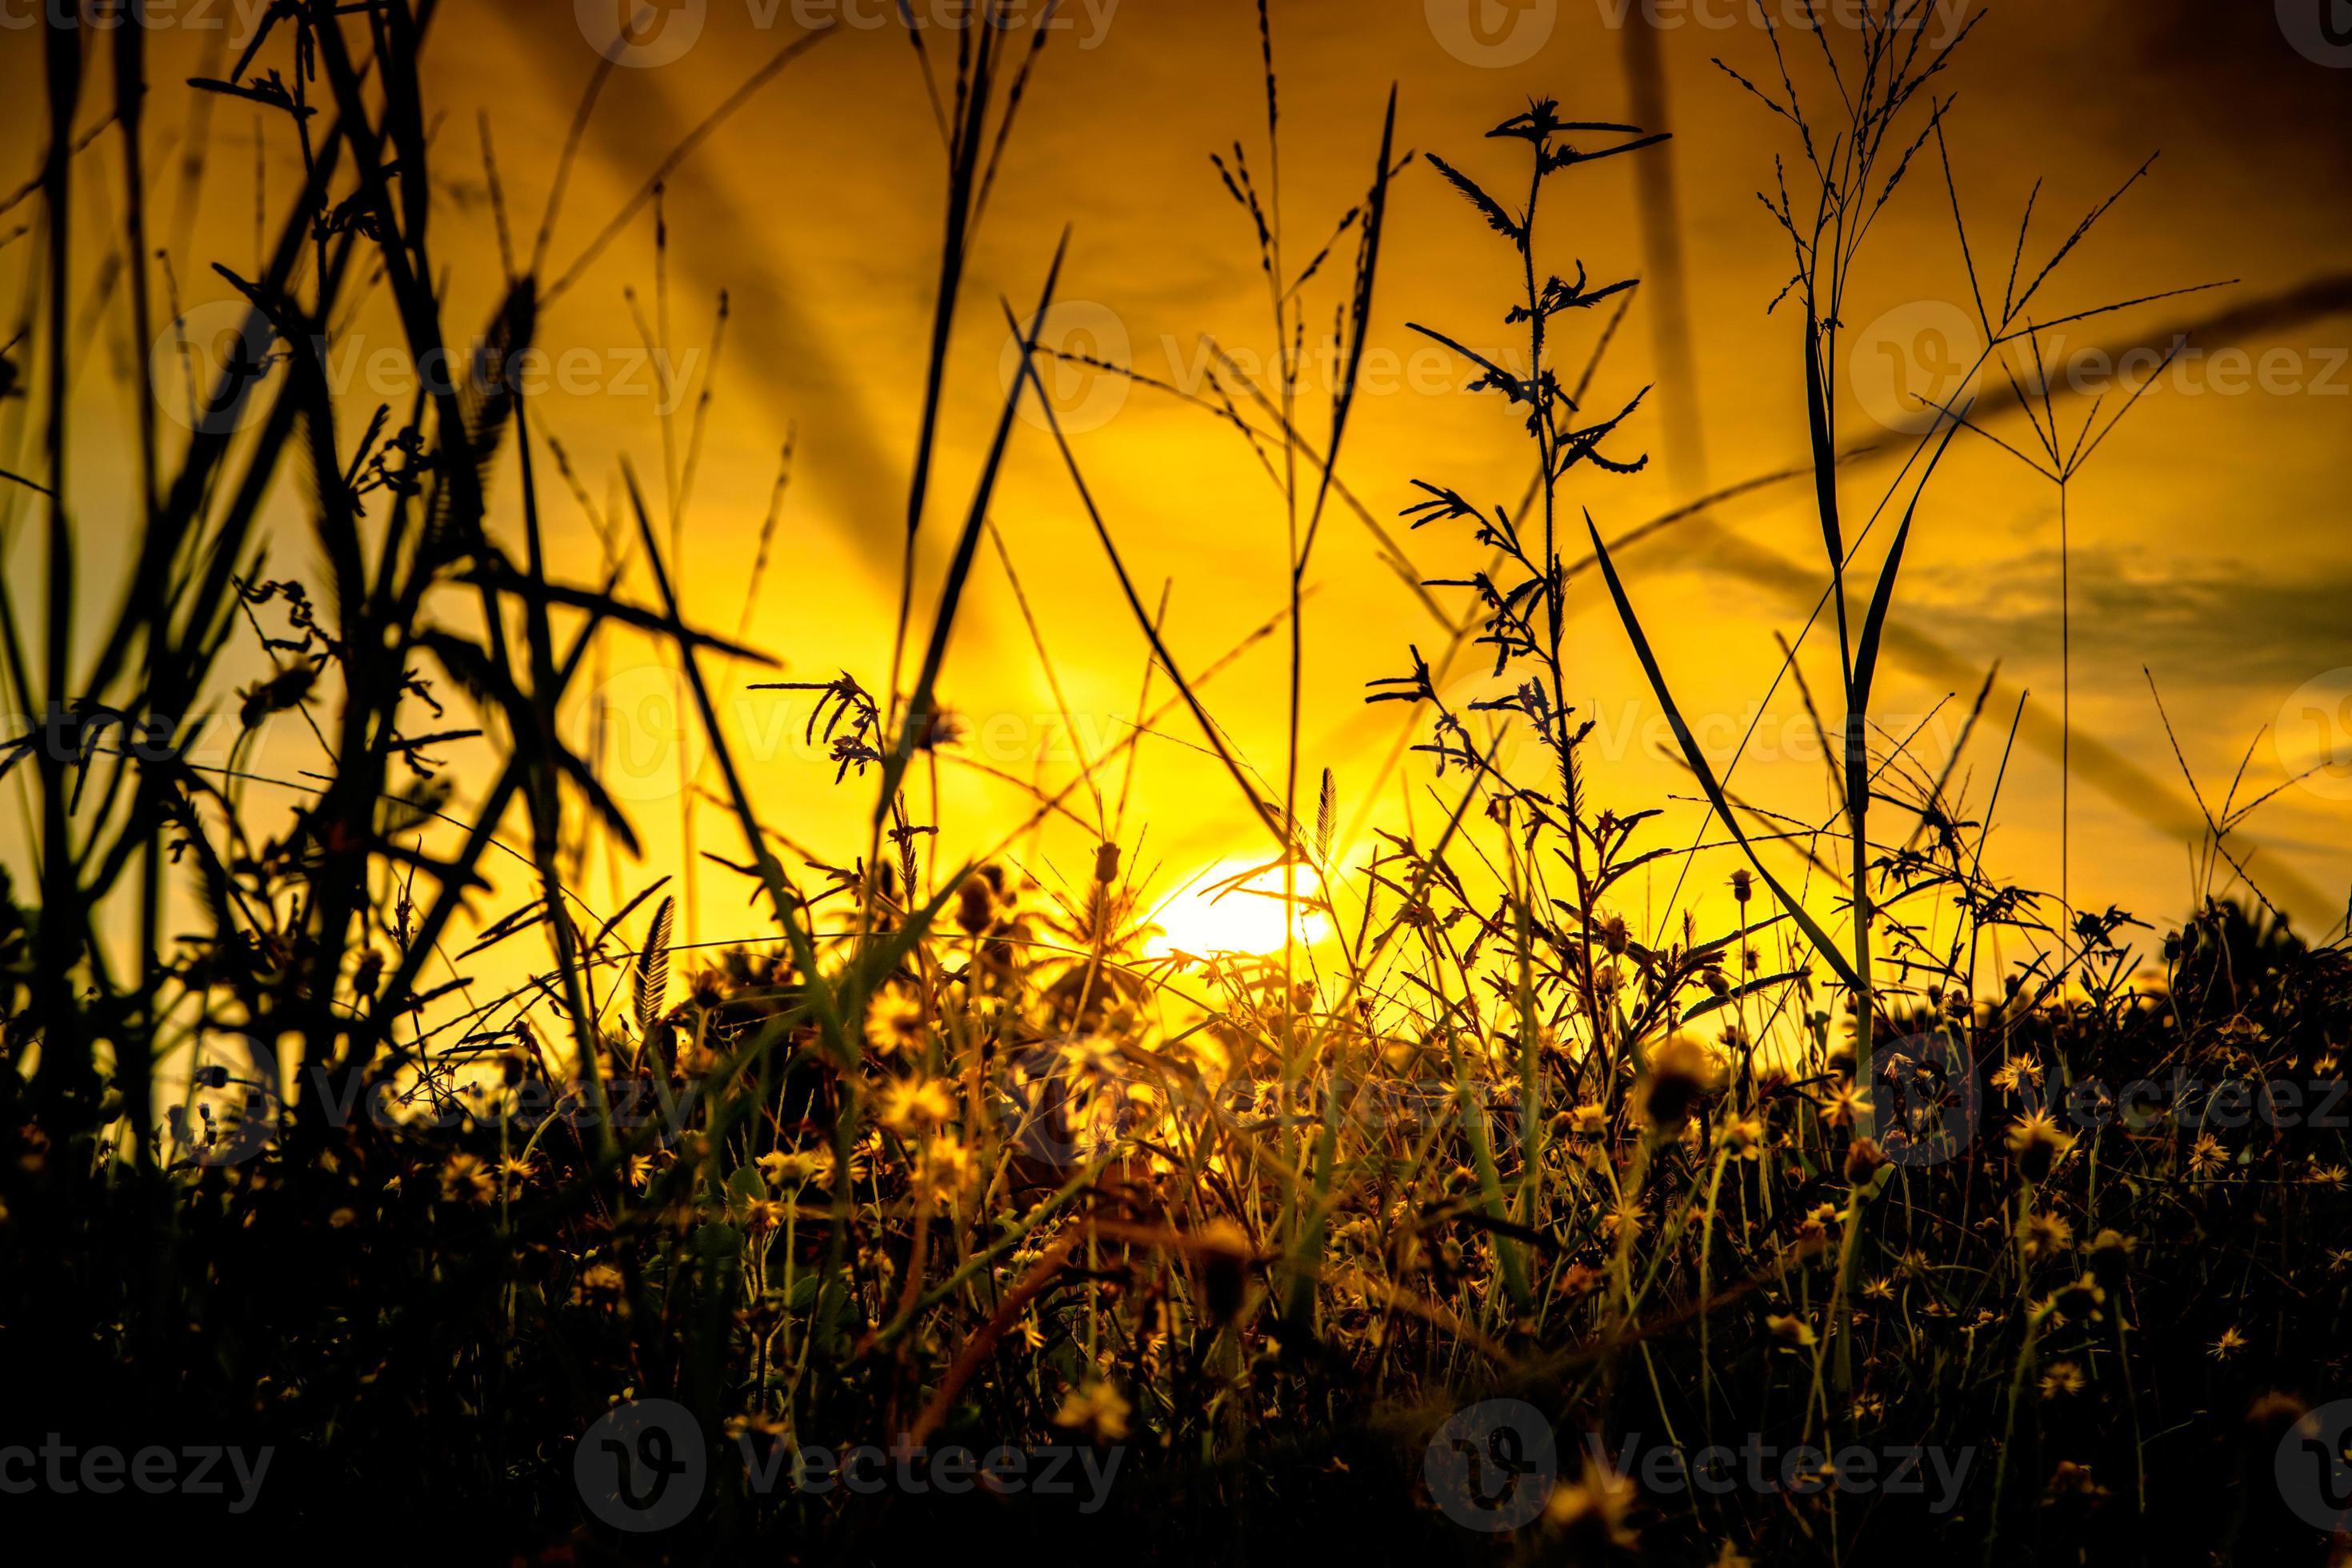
[1917,545,2352,689]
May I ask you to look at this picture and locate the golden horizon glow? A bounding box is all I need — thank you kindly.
[1147,857,1330,958]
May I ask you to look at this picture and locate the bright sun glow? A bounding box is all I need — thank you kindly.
[1147,858,1330,958]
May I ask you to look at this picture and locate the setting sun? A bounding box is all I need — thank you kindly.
[1147,858,1330,958]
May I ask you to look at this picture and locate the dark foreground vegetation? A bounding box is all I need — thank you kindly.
[3,3,2349,1562]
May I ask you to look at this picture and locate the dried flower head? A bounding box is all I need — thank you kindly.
[2022,1210,2074,1260]
[2006,1110,2077,1182]
[1054,1379,1131,1443]
[2039,1360,2086,1399]
[439,1152,495,1206]
[1843,1136,1888,1188]
[863,986,928,1058]
[877,1075,954,1133]
[954,874,997,936]
[1545,1460,1638,1549]
[1642,1036,1720,1132]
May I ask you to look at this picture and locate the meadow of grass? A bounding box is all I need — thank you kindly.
[2,2,2350,1562]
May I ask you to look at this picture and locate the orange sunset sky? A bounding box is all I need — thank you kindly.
[2,0,2349,974]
